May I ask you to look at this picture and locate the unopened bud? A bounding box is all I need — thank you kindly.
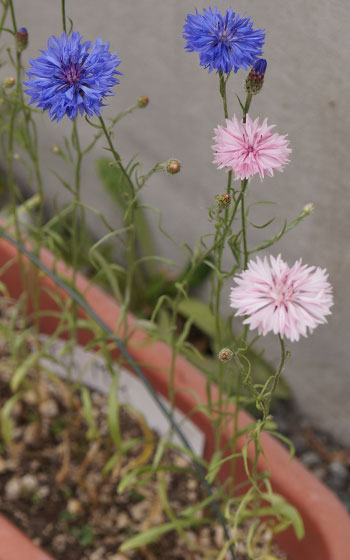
[303,202,314,215]
[218,347,233,362]
[16,27,28,52]
[165,159,181,175]
[216,193,231,212]
[51,145,60,154]
[3,77,15,88]
[245,59,267,95]
[137,95,149,108]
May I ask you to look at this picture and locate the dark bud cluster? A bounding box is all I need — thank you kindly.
[165,159,181,174]
[245,58,267,95]
[216,193,231,212]
[137,95,149,108]
[16,27,28,52]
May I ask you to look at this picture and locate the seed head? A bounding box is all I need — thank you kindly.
[165,159,181,174]
[3,77,15,88]
[16,27,28,52]
[137,95,149,108]
[218,347,233,362]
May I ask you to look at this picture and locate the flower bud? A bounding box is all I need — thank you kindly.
[3,77,15,88]
[303,202,314,215]
[245,58,267,95]
[16,27,28,52]
[165,159,181,174]
[218,347,233,362]
[216,193,231,212]
[137,95,149,108]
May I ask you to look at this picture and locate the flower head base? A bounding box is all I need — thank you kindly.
[230,255,333,342]
[16,27,28,51]
[216,193,231,212]
[245,58,267,95]
[165,159,181,174]
[137,95,149,108]
[303,202,315,215]
[218,347,233,362]
[24,32,121,122]
[213,114,291,181]
[3,77,15,88]
[183,7,265,74]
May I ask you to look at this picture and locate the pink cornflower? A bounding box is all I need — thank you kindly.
[230,255,333,342]
[212,114,291,180]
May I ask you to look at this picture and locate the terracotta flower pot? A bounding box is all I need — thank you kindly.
[0,237,348,560]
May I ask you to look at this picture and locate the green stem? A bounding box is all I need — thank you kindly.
[61,0,66,33]
[8,0,16,31]
[97,115,137,334]
[240,178,248,270]
[243,93,252,123]
[0,2,9,37]
[98,115,134,192]
[83,104,139,156]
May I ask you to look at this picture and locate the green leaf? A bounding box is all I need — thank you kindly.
[11,352,40,391]
[260,493,305,539]
[81,387,100,440]
[120,518,206,551]
[177,297,221,340]
[1,392,24,445]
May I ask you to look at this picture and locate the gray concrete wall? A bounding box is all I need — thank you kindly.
[6,1,350,442]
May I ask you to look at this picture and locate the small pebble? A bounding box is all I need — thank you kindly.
[300,451,321,469]
[90,547,106,560]
[24,423,41,446]
[116,512,129,529]
[39,399,59,418]
[214,525,224,548]
[21,474,39,493]
[131,500,149,521]
[328,461,349,490]
[187,478,197,491]
[5,478,21,500]
[52,534,68,553]
[329,461,349,481]
[23,390,38,405]
[37,486,50,499]
[67,498,83,516]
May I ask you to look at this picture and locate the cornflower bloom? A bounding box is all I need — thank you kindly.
[24,31,121,122]
[213,114,291,180]
[183,7,265,74]
[230,255,333,342]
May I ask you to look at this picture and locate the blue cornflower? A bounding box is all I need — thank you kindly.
[183,7,265,74]
[24,31,121,122]
[252,58,267,75]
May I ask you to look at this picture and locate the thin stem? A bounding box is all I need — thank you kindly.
[61,0,66,33]
[83,104,139,156]
[8,0,16,31]
[243,94,252,123]
[240,178,248,270]
[0,2,9,37]
[98,115,134,192]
